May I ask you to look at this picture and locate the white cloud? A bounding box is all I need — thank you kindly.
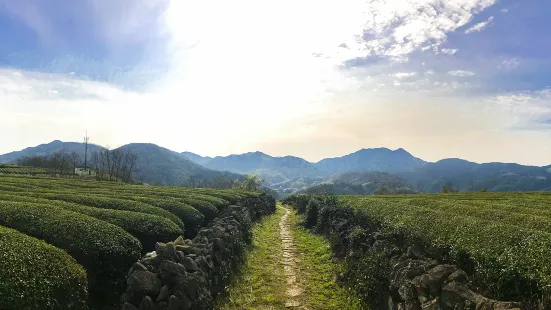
[448,70,476,77]
[5,0,549,166]
[501,8,508,13]
[465,16,494,34]
[499,58,520,69]
[357,0,497,57]
[393,72,417,78]
[441,48,458,55]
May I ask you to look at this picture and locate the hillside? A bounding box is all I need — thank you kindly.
[399,158,551,193]
[298,171,415,195]
[182,151,324,184]
[314,147,427,174]
[0,140,104,163]
[0,141,242,186]
[120,143,242,186]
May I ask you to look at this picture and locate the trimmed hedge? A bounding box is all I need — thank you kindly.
[0,194,181,252]
[76,192,206,239]
[127,196,204,238]
[0,201,141,307]
[0,226,88,310]
[36,193,185,229]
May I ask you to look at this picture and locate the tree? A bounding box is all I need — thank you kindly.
[441,182,453,193]
[90,148,138,183]
[374,186,391,195]
[239,174,264,192]
[69,152,81,178]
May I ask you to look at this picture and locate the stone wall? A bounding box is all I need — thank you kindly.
[284,194,523,310]
[121,194,275,310]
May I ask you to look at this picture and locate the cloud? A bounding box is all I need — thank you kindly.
[448,70,476,77]
[499,58,520,69]
[465,16,494,34]
[2,0,551,166]
[394,72,417,78]
[441,49,458,55]
[351,0,497,58]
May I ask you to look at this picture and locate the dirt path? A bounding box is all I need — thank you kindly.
[280,207,306,308]
[216,205,358,309]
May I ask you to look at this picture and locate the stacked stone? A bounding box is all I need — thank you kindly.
[121,194,275,310]
[291,200,523,310]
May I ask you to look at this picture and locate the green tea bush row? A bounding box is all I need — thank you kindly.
[0,194,182,252]
[35,193,185,229]
[0,225,88,310]
[341,196,551,303]
[0,201,141,307]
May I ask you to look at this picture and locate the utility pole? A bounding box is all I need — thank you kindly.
[84,131,89,171]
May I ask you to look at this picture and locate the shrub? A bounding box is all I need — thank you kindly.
[0,193,182,252]
[0,201,141,307]
[343,249,390,310]
[0,226,88,310]
[36,193,185,229]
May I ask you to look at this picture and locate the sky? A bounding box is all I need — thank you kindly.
[1,0,551,165]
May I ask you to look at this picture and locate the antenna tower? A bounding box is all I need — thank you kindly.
[84,131,90,171]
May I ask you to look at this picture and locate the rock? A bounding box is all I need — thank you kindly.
[492,302,521,310]
[160,243,175,258]
[407,246,425,259]
[447,270,469,284]
[398,282,417,301]
[139,296,154,310]
[426,265,457,295]
[421,298,439,310]
[127,271,162,297]
[121,302,139,310]
[155,242,166,253]
[441,281,479,308]
[174,236,185,246]
[157,285,170,302]
[156,301,168,310]
[160,260,187,276]
[175,245,195,255]
[127,262,149,278]
[182,256,199,272]
[167,295,180,310]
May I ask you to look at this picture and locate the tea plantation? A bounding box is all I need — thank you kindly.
[0,176,257,309]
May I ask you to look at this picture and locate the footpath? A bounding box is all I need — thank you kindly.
[216,204,360,310]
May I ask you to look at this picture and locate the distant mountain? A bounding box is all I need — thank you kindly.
[3,141,551,194]
[0,140,104,164]
[298,171,416,195]
[399,159,551,193]
[182,151,323,184]
[0,141,242,186]
[120,143,241,186]
[314,148,427,174]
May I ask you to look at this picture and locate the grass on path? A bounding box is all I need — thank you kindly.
[289,208,362,310]
[215,207,287,310]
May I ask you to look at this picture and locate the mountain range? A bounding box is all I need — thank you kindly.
[1,140,551,194]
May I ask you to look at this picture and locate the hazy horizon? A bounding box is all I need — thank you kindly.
[1,0,550,166]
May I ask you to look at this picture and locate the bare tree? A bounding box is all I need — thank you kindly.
[69,152,81,178]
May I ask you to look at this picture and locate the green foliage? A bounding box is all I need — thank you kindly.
[0,225,88,310]
[0,201,141,307]
[341,193,551,303]
[342,249,390,310]
[37,193,185,229]
[0,193,181,252]
[289,209,362,309]
[216,208,287,309]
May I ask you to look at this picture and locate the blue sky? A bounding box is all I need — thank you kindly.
[1,0,550,165]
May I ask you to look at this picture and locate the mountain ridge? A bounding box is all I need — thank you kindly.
[2,141,550,194]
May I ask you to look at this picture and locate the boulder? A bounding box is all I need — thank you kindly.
[127,271,162,297]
